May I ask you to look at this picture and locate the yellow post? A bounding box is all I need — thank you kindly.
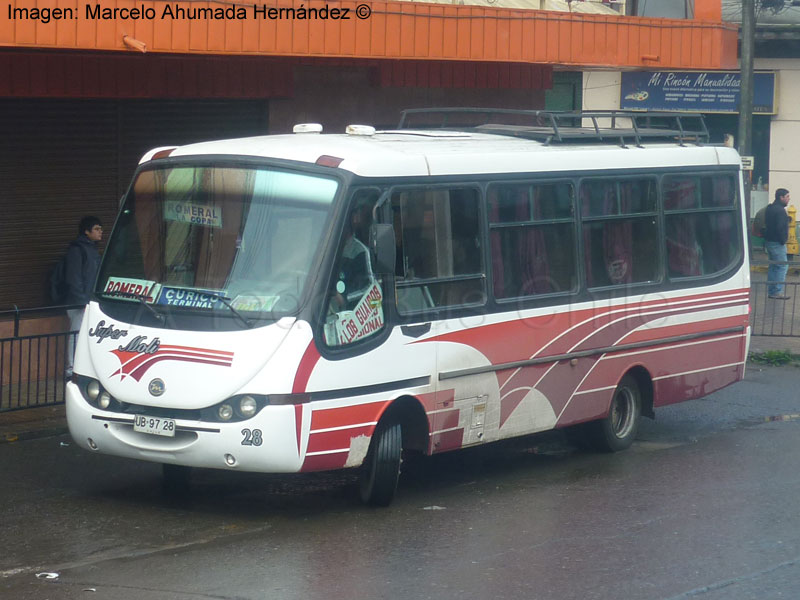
[788,205,799,256]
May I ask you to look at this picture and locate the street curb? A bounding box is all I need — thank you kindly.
[1,426,69,444]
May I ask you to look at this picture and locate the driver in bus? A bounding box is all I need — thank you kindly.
[330,203,373,312]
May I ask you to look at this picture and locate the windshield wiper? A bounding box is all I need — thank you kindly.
[199,291,254,329]
[102,291,165,323]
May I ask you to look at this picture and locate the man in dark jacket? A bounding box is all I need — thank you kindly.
[764,188,791,299]
[65,216,102,377]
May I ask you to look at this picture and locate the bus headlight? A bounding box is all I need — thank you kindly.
[76,376,119,411]
[86,380,101,401]
[98,392,112,410]
[238,396,257,418]
[200,395,267,422]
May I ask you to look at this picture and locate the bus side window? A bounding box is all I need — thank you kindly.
[488,181,577,299]
[323,191,386,348]
[580,178,659,288]
[393,188,485,314]
[664,175,739,279]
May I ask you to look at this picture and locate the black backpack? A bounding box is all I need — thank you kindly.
[48,243,86,305]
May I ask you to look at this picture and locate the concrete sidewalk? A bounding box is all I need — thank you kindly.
[749,335,800,355]
[0,405,67,443]
[3,332,800,444]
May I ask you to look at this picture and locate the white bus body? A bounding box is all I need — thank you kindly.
[66,113,750,505]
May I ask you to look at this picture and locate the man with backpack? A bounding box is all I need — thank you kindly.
[62,216,103,378]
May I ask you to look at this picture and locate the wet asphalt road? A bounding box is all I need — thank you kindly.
[3,363,800,600]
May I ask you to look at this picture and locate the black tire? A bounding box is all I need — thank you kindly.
[359,422,402,506]
[161,463,192,496]
[588,374,641,453]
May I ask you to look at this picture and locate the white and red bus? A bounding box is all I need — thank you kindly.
[66,110,750,505]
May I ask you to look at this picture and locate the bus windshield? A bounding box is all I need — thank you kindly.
[96,164,338,320]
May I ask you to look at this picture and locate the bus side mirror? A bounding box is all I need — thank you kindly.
[369,223,396,275]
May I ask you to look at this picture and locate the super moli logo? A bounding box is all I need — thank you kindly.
[88,320,129,344]
[110,336,234,381]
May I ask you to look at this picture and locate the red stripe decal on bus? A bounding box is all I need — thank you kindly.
[310,400,388,431]
[302,452,348,473]
[292,341,321,393]
[431,428,464,454]
[494,298,748,428]
[433,409,460,432]
[558,389,611,425]
[617,315,747,346]
[419,292,748,375]
[418,389,455,413]
[653,364,744,407]
[295,405,303,457]
[306,425,375,455]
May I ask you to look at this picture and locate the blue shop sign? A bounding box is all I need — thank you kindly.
[620,71,776,114]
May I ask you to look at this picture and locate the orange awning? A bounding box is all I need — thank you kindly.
[1,0,738,70]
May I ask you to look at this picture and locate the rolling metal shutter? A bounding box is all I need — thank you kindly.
[116,100,268,198]
[0,100,119,311]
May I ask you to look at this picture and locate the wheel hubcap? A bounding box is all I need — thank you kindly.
[611,387,636,439]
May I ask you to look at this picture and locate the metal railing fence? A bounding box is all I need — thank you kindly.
[749,260,800,337]
[1,304,81,413]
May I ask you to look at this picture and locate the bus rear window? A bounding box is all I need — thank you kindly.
[664,174,739,279]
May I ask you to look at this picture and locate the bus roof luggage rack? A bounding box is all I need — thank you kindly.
[397,108,710,147]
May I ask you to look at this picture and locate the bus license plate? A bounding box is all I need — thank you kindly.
[133,415,176,437]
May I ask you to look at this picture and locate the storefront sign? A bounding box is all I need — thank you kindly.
[620,71,776,114]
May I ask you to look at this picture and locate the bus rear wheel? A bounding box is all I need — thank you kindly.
[359,422,402,507]
[589,374,641,452]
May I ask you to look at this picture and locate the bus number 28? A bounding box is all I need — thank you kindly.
[241,429,263,446]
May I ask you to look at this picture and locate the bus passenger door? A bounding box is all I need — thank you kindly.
[391,186,492,453]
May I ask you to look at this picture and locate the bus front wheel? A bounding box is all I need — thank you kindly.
[589,374,641,452]
[359,422,402,506]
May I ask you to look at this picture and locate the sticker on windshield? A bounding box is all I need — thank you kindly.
[164,200,222,228]
[157,286,226,310]
[103,278,161,304]
[231,295,279,312]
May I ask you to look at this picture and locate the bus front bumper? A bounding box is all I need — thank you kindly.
[65,382,305,473]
